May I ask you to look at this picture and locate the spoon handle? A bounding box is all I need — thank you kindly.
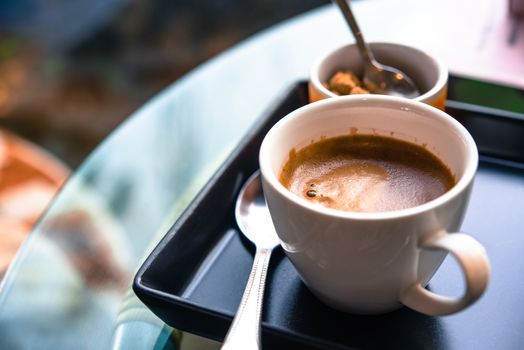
[332,0,376,64]
[221,247,273,350]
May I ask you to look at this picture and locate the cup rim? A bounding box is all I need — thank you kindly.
[259,95,478,221]
[310,42,448,103]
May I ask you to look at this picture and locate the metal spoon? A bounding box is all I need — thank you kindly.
[221,171,280,350]
[333,0,420,98]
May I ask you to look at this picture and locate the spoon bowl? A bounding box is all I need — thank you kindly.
[363,60,420,98]
[235,172,280,249]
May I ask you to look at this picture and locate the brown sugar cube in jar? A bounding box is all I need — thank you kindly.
[328,71,362,95]
[350,86,370,94]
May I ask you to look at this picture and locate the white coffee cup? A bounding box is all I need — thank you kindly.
[259,95,490,316]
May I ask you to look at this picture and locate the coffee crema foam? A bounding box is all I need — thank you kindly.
[279,134,455,213]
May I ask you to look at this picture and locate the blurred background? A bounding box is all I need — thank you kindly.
[0,0,329,167]
[0,0,328,276]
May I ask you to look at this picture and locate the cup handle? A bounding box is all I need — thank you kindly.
[400,232,490,316]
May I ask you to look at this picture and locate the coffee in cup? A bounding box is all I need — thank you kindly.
[279,134,455,213]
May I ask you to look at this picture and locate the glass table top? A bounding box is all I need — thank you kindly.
[0,0,521,349]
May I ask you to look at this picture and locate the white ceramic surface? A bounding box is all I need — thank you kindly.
[259,95,490,316]
[309,42,448,110]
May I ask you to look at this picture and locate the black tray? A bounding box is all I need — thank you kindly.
[134,77,524,349]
